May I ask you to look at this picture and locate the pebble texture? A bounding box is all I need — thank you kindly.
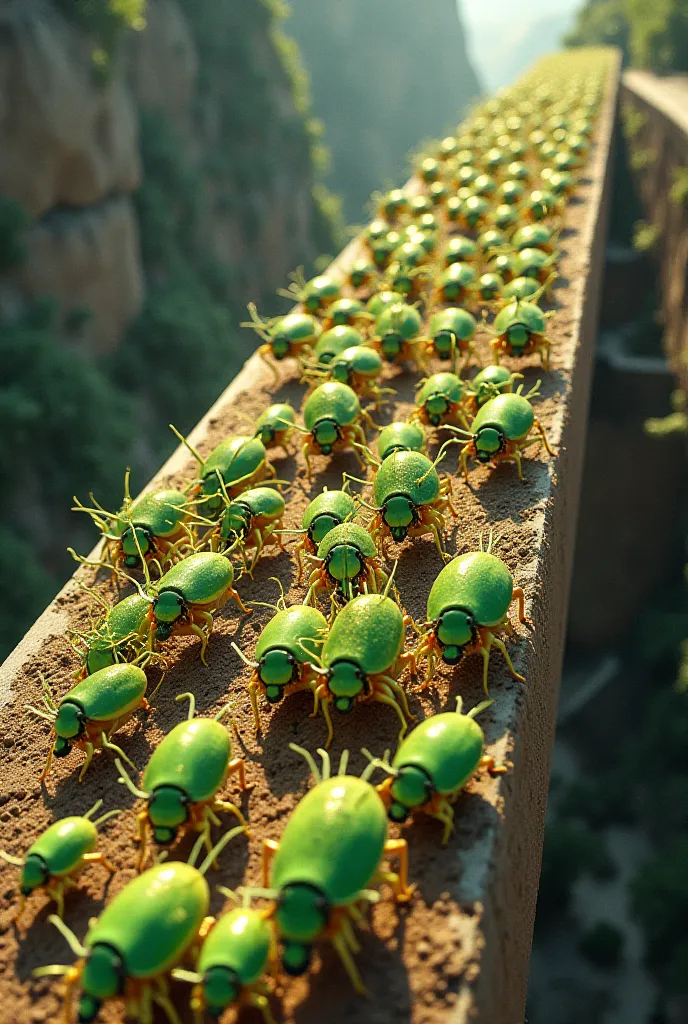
[0,57,619,1024]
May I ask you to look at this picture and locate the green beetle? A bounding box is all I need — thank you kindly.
[304,521,388,607]
[456,385,554,481]
[418,156,441,182]
[27,664,149,782]
[370,301,427,370]
[413,542,529,693]
[443,236,479,266]
[472,172,497,197]
[376,420,426,462]
[308,590,414,746]
[172,427,276,515]
[502,275,542,301]
[425,307,477,369]
[297,381,370,478]
[477,227,508,253]
[324,346,390,407]
[145,551,251,663]
[490,298,552,369]
[242,302,321,381]
[459,194,490,230]
[33,828,245,1024]
[348,257,376,291]
[290,486,357,581]
[254,403,296,454]
[497,179,526,206]
[434,262,477,305]
[376,187,410,221]
[411,372,470,430]
[476,271,504,302]
[512,223,557,254]
[0,800,119,920]
[173,901,276,1023]
[208,486,286,572]
[365,289,401,318]
[513,246,557,285]
[490,202,520,231]
[324,297,371,329]
[408,194,433,218]
[364,450,456,559]
[260,745,412,992]
[428,180,449,206]
[117,692,248,871]
[310,324,364,369]
[506,160,531,182]
[278,267,341,314]
[522,188,559,222]
[544,168,577,197]
[70,591,154,678]
[367,698,505,843]
[466,365,521,412]
[232,602,327,734]
[369,230,402,270]
[72,473,191,573]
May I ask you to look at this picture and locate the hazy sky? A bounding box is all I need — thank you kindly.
[459,0,582,91]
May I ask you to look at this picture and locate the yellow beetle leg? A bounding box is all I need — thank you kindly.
[428,797,455,846]
[245,989,277,1024]
[250,528,265,572]
[510,586,531,625]
[39,742,55,782]
[533,416,554,455]
[135,809,149,873]
[139,984,154,1024]
[294,540,305,583]
[301,440,314,480]
[248,678,263,734]
[153,978,183,1024]
[78,742,95,783]
[382,838,414,901]
[459,443,471,481]
[262,838,279,887]
[63,965,82,1023]
[227,756,248,791]
[511,446,525,481]
[331,929,368,996]
[82,851,117,875]
[480,640,492,697]
[480,754,508,775]
[212,799,248,829]
[319,693,335,749]
[258,345,280,384]
[229,587,251,615]
[377,674,413,722]
[371,685,409,741]
[100,731,137,773]
[186,617,211,665]
[490,634,526,683]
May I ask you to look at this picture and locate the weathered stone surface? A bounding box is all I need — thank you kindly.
[17,196,143,352]
[0,1,141,217]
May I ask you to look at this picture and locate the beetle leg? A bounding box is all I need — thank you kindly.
[229,586,251,615]
[39,743,55,782]
[52,882,65,920]
[244,990,278,1024]
[78,742,95,783]
[480,754,508,775]
[489,634,526,684]
[227,756,249,791]
[100,732,136,773]
[262,839,280,887]
[212,799,249,829]
[63,965,82,1023]
[320,694,335,749]
[533,416,555,455]
[377,674,413,722]
[258,345,281,384]
[248,678,264,733]
[153,978,183,1024]
[371,685,410,740]
[302,441,314,480]
[294,541,305,583]
[82,851,117,875]
[510,587,530,625]
[382,838,414,902]
[331,929,368,996]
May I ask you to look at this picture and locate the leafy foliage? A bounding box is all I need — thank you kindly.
[0,198,29,271]
[577,922,625,969]
[566,0,688,72]
[631,839,688,993]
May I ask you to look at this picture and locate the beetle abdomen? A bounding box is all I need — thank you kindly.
[427,551,514,627]
[393,713,484,794]
[158,553,234,605]
[66,664,147,722]
[322,595,403,676]
[27,817,97,877]
[142,719,231,804]
[198,908,271,985]
[255,606,327,665]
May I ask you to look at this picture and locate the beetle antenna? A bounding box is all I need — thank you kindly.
[0,850,24,866]
[25,704,56,723]
[230,641,259,670]
[175,692,196,721]
[522,379,542,402]
[46,914,88,958]
[171,968,202,985]
[382,560,399,600]
[114,758,148,800]
[92,808,122,829]
[238,885,280,901]
[360,747,395,781]
[32,964,73,979]
[351,441,381,467]
[240,301,272,341]
[169,423,204,468]
[337,749,350,777]
[289,743,322,785]
[214,698,236,726]
[197,825,248,876]
[295,636,323,664]
[83,799,104,820]
[342,471,371,489]
[467,699,495,720]
[216,885,240,904]
[316,747,332,781]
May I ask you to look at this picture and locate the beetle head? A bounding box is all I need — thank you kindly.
[506,321,531,349]
[436,607,476,663]
[80,943,125,1020]
[382,494,415,541]
[433,328,456,360]
[474,426,504,463]
[312,418,339,455]
[85,644,116,676]
[21,853,49,895]
[222,502,251,543]
[259,649,297,702]
[200,474,226,515]
[424,392,450,426]
[277,882,329,975]
[330,359,351,385]
[326,544,362,584]
[55,701,87,745]
[148,786,190,844]
[308,513,340,547]
[120,525,153,569]
[389,765,435,822]
[202,965,241,1015]
[380,331,403,361]
[270,332,290,359]
[153,589,186,639]
[328,660,366,713]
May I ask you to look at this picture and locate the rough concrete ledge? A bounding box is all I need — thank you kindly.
[0,53,619,1024]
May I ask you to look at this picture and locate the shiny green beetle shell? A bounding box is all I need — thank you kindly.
[477,228,507,253]
[322,595,404,710]
[388,710,485,820]
[373,450,440,540]
[437,262,476,302]
[313,325,363,366]
[502,276,541,301]
[377,421,425,461]
[471,394,535,461]
[470,365,514,407]
[113,490,187,568]
[461,195,490,227]
[477,272,503,301]
[330,346,382,386]
[366,290,401,318]
[428,307,476,360]
[153,552,235,639]
[416,373,466,426]
[493,300,546,351]
[374,302,422,361]
[301,489,356,547]
[302,275,340,313]
[514,247,552,280]
[21,817,98,895]
[201,436,268,511]
[197,908,272,1014]
[53,664,147,756]
[254,403,295,447]
[270,775,387,975]
[254,606,327,701]
[348,258,376,290]
[220,487,285,545]
[302,382,361,454]
[141,718,231,843]
[512,224,555,252]
[444,237,478,265]
[327,298,367,327]
[268,312,321,360]
[84,593,151,675]
[78,863,209,1020]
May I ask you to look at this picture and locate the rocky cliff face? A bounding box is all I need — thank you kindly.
[287,0,482,219]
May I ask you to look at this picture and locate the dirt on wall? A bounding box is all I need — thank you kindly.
[0,69,616,1024]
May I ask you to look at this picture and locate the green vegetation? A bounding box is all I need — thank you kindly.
[631,839,688,993]
[669,167,688,206]
[578,922,625,969]
[56,0,146,80]
[0,198,29,271]
[536,822,615,923]
[632,218,660,250]
[566,0,688,72]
